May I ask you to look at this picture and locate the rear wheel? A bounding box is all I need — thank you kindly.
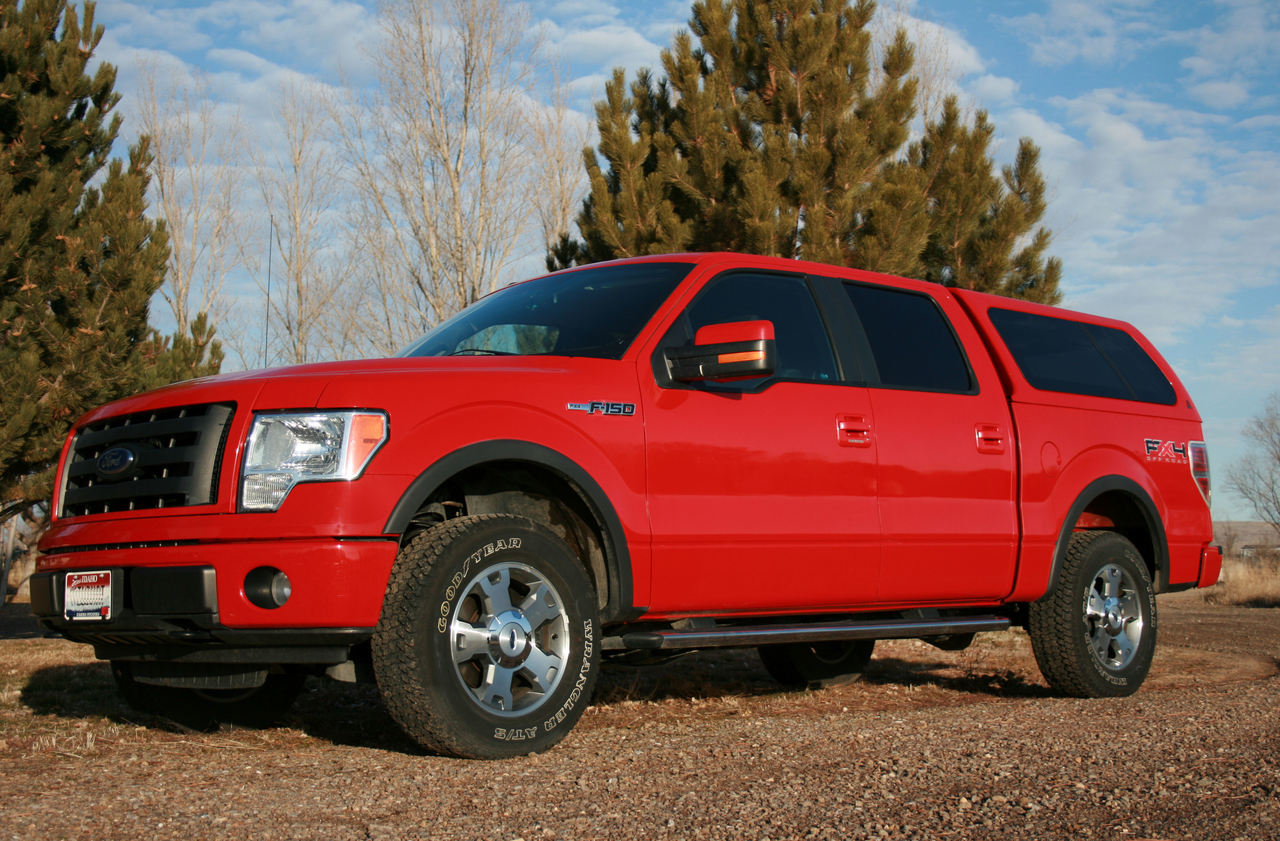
[758,639,875,688]
[1029,530,1157,698]
[373,514,600,759]
[111,663,305,729]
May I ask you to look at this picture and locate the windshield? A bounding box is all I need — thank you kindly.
[399,262,693,360]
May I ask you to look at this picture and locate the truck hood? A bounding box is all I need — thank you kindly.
[72,355,600,426]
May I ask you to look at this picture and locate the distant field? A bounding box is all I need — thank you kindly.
[1207,521,1280,608]
[1214,520,1279,552]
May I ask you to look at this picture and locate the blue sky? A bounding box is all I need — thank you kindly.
[91,0,1279,519]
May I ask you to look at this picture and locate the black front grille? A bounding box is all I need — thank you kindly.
[61,403,235,517]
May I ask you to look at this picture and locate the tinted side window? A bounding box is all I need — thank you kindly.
[676,273,838,386]
[1085,322,1177,404]
[987,308,1176,405]
[843,283,973,392]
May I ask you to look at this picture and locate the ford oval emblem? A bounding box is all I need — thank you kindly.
[96,446,137,476]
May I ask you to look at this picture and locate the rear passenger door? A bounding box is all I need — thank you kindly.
[833,279,1019,603]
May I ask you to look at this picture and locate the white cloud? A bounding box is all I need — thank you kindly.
[1003,1,1130,66]
[235,0,377,77]
[1172,1,1279,115]
[640,15,688,47]
[567,72,612,97]
[549,24,665,75]
[1239,114,1280,130]
[1203,304,1280,387]
[1179,55,1215,77]
[993,107,1081,167]
[205,47,279,77]
[96,0,214,53]
[1187,79,1251,110]
[970,74,1019,106]
[99,0,378,83]
[1173,0,1280,81]
[544,0,621,27]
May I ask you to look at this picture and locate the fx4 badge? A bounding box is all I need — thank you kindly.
[1145,439,1188,463]
[568,401,636,416]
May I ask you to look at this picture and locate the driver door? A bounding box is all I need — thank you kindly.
[641,270,881,614]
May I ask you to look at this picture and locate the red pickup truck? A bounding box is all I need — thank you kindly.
[32,252,1220,758]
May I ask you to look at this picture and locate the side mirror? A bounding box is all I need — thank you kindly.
[665,320,777,383]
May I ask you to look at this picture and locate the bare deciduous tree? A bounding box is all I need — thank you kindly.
[1213,521,1240,559]
[254,81,355,365]
[529,63,590,265]
[335,0,573,354]
[137,64,246,332]
[1230,393,1280,538]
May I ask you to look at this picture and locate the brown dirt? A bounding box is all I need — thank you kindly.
[1,592,1277,841]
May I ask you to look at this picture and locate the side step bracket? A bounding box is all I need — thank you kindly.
[609,615,1010,652]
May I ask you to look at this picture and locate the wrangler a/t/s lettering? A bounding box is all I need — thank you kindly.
[33,253,1221,758]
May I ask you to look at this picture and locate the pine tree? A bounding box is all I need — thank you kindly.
[139,313,225,391]
[0,0,179,520]
[560,68,691,266]
[557,0,1061,304]
[909,97,1061,303]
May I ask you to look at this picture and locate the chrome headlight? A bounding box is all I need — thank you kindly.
[240,411,388,511]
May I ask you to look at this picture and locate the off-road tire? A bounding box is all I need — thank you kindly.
[1029,530,1157,698]
[111,662,305,730]
[372,514,600,759]
[758,639,875,688]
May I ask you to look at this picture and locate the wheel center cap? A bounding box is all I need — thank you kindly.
[1102,598,1124,635]
[498,622,528,657]
[489,610,534,665]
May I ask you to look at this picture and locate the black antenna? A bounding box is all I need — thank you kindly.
[262,213,274,367]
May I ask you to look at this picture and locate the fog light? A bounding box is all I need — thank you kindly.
[245,567,291,609]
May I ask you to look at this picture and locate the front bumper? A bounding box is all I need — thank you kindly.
[33,537,398,662]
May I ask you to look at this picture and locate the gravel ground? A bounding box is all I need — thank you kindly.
[1,592,1276,841]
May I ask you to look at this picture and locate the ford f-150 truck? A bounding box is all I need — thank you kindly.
[32,252,1221,758]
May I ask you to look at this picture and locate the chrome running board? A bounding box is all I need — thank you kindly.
[611,615,1010,651]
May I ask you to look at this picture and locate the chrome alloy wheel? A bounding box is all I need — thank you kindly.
[1084,562,1145,671]
[448,561,570,717]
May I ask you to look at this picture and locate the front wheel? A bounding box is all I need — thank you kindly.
[373,514,600,759]
[1029,531,1157,698]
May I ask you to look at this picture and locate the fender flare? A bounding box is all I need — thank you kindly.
[382,440,637,622]
[1046,475,1170,596]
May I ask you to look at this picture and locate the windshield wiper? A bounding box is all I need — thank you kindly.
[448,348,521,356]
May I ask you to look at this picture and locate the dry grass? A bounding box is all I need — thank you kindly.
[1200,555,1280,608]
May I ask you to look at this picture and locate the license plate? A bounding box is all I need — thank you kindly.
[64,570,113,621]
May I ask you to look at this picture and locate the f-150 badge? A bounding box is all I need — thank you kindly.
[568,401,636,416]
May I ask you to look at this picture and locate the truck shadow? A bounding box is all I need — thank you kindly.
[861,657,1053,697]
[17,661,429,752]
[591,648,1053,704]
[0,601,48,640]
[19,648,1051,755]
[20,662,122,720]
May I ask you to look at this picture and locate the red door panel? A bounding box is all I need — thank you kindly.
[838,280,1018,604]
[871,388,1017,603]
[644,381,881,613]
[641,269,882,615]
